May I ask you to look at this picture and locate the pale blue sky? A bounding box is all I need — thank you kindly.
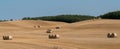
[0,0,120,20]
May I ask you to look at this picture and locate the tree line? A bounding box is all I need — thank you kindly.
[0,10,120,23]
[99,11,120,19]
[0,19,13,22]
[22,15,95,23]
[22,10,120,23]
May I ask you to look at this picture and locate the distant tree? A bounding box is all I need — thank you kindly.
[0,19,8,22]
[10,19,13,21]
[22,17,31,20]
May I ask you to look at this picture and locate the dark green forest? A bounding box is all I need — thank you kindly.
[0,11,120,23]
[99,11,120,19]
[22,15,95,23]
[22,11,120,23]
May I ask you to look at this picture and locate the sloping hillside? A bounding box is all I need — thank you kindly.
[0,19,120,49]
[0,20,67,31]
[64,19,120,30]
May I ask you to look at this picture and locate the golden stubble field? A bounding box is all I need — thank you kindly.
[0,19,120,49]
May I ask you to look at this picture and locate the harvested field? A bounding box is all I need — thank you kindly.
[0,19,120,49]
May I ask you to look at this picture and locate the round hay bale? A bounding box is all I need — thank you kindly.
[48,34,59,39]
[3,36,13,40]
[112,33,117,38]
[37,25,41,28]
[56,26,60,29]
[55,34,60,39]
[46,29,52,33]
[107,33,117,38]
[34,26,36,28]
[107,33,111,38]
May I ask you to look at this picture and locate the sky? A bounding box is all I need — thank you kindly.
[0,0,120,20]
